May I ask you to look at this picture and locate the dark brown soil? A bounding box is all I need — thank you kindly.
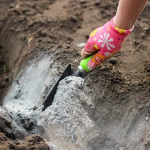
[0,132,49,150]
[0,0,150,149]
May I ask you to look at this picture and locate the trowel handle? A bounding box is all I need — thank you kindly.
[80,55,93,72]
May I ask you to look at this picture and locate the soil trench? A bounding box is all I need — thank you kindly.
[0,0,150,150]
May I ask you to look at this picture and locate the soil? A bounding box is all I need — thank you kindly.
[0,0,150,149]
[0,132,49,150]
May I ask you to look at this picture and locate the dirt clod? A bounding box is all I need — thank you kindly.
[109,57,118,64]
[0,133,49,150]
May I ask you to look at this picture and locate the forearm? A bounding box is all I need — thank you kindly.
[114,0,148,29]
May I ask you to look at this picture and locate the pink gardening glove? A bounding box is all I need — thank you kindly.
[81,17,134,70]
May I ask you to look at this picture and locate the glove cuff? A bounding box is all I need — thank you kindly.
[110,17,134,34]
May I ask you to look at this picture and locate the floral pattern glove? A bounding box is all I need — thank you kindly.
[81,17,134,70]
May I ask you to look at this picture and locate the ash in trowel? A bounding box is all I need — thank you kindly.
[37,76,95,147]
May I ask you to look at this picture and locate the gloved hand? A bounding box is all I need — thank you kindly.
[81,17,134,70]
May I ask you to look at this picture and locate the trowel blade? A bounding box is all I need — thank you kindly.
[42,64,73,111]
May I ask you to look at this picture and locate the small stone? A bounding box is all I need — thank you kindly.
[147,68,150,73]
[66,45,70,49]
[144,27,149,31]
[25,11,35,16]
[18,15,26,22]
[89,7,93,10]
[146,116,149,121]
[120,147,125,150]
[109,58,117,64]
[100,66,110,71]
[85,34,89,39]
[95,0,101,6]
[64,44,70,49]
[67,40,71,44]
[70,16,77,22]
[9,4,15,9]
[20,35,26,40]
[0,81,6,88]
[81,4,87,8]
[134,40,140,45]
[139,33,145,38]
[138,106,143,111]
[76,43,86,48]
[86,79,91,86]
[28,20,34,27]
[38,39,42,43]
[80,0,86,4]
[40,30,47,37]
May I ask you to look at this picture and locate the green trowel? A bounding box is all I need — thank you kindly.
[42,55,92,111]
